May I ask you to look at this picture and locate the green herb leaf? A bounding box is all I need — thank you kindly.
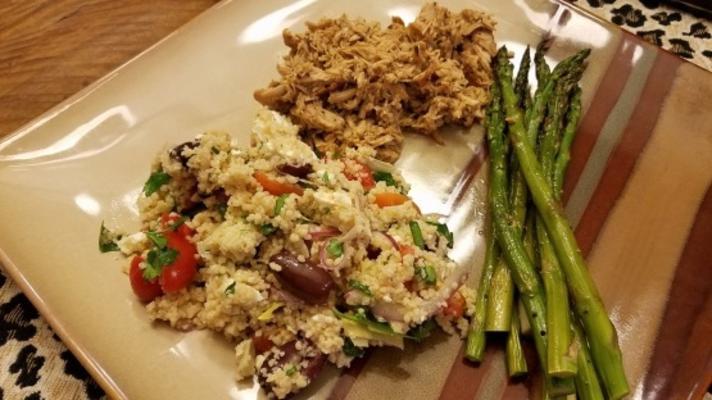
[216,203,228,218]
[274,194,288,215]
[416,265,437,285]
[333,308,399,336]
[98,222,120,253]
[168,216,187,231]
[146,231,167,249]
[260,223,277,236]
[342,337,365,358]
[373,171,397,187]
[143,247,178,280]
[409,221,425,249]
[211,146,220,155]
[426,222,454,249]
[326,240,344,258]
[285,364,297,376]
[406,319,436,342]
[224,281,236,295]
[322,171,331,184]
[348,279,372,296]
[143,171,171,196]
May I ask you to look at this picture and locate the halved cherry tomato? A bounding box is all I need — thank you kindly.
[442,290,466,318]
[374,192,410,207]
[344,160,375,190]
[161,213,193,237]
[254,171,304,196]
[159,231,198,293]
[129,256,163,302]
[252,334,274,354]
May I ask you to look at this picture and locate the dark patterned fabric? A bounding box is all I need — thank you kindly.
[571,0,712,69]
[0,1,710,399]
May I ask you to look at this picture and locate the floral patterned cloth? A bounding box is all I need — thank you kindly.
[1,2,711,400]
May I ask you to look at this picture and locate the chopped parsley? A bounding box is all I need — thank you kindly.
[260,223,277,236]
[348,279,372,296]
[416,265,437,285]
[326,239,344,258]
[98,221,121,253]
[274,194,288,215]
[146,231,167,249]
[342,337,365,358]
[373,171,397,187]
[285,364,297,376]
[168,216,187,231]
[426,221,454,249]
[224,281,236,295]
[211,146,220,155]
[407,319,436,343]
[322,171,331,184]
[409,221,425,249]
[143,247,178,280]
[333,308,399,337]
[143,171,171,196]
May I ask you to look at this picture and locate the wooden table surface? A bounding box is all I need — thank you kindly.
[0,0,219,138]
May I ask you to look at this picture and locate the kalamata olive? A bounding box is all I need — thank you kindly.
[278,163,314,178]
[170,140,198,167]
[257,341,326,396]
[271,250,334,304]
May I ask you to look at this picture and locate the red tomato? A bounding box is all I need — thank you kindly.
[160,213,193,237]
[129,256,163,302]
[443,290,466,318]
[252,334,274,354]
[399,244,415,256]
[344,160,375,190]
[254,171,304,196]
[159,231,198,293]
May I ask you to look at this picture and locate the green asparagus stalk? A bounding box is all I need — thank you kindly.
[535,47,551,88]
[486,62,574,396]
[506,302,528,377]
[485,260,514,332]
[465,217,499,361]
[553,87,582,197]
[572,320,605,400]
[496,46,629,399]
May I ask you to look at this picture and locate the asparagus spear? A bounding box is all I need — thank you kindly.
[553,87,583,197]
[506,302,528,377]
[495,46,629,400]
[465,217,498,361]
[486,63,574,396]
[572,319,605,400]
[485,260,514,332]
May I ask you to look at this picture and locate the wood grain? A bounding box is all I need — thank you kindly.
[0,0,219,137]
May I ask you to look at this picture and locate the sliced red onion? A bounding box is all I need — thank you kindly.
[379,231,400,250]
[309,226,341,240]
[371,301,406,323]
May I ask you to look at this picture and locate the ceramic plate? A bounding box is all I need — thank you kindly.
[1,0,710,399]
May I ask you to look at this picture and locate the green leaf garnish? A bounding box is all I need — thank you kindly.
[333,308,399,336]
[285,364,297,376]
[98,222,121,253]
[373,171,397,187]
[146,231,167,249]
[342,337,365,358]
[322,171,331,184]
[260,223,277,236]
[326,239,344,258]
[426,221,454,249]
[416,265,437,285]
[348,279,372,296]
[409,221,424,249]
[143,171,171,196]
[168,216,187,231]
[143,247,178,280]
[406,319,436,342]
[274,194,288,215]
[216,203,228,218]
[224,281,236,295]
[211,146,220,155]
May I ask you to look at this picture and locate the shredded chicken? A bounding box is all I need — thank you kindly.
[254,3,497,162]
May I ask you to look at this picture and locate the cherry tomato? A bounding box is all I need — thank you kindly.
[344,160,375,190]
[399,244,415,256]
[160,213,193,237]
[254,171,304,196]
[159,231,198,293]
[252,334,274,354]
[129,256,163,302]
[443,290,466,318]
